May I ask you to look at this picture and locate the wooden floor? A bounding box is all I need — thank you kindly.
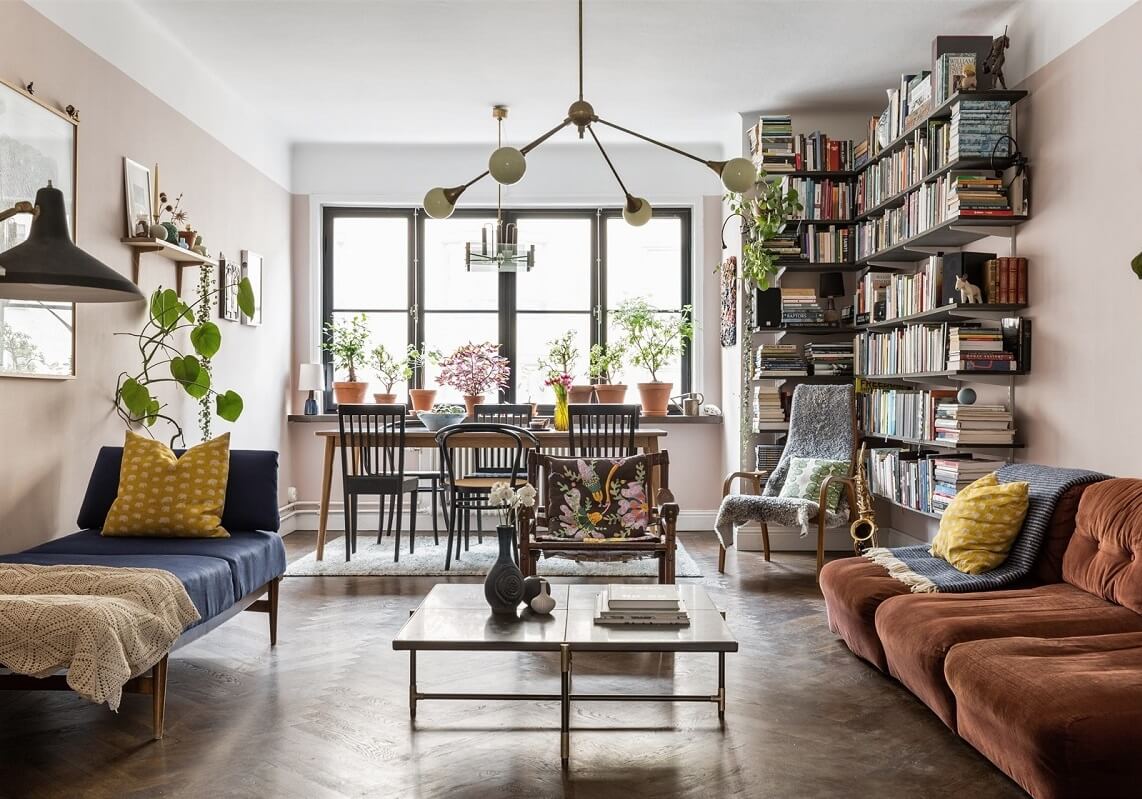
[0,532,1027,799]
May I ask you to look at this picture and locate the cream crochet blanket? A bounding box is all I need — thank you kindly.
[0,564,200,710]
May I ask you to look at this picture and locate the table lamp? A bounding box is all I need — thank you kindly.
[298,363,324,415]
[819,271,846,324]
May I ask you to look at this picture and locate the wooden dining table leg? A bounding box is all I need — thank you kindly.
[316,435,336,561]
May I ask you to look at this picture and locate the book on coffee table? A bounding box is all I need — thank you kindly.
[604,584,682,610]
[594,589,690,626]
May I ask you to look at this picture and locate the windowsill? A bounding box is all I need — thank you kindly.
[287,413,723,425]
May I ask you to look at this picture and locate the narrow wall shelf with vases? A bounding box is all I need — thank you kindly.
[121,237,217,294]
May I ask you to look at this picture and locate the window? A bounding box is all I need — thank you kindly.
[321,206,691,407]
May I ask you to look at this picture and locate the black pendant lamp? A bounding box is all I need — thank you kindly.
[0,183,143,302]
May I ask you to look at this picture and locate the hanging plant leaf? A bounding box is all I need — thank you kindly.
[169,355,201,387]
[190,321,222,359]
[237,276,256,318]
[119,377,151,417]
[184,368,211,399]
[215,390,243,422]
[144,398,161,427]
[150,288,183,328]
[1132,251,1142,280]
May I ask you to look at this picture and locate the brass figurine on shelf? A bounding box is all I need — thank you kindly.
[984,27,1010,90]
[850,443,879,555]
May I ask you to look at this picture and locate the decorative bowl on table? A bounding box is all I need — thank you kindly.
[528,417,551,431]
[418,405,467,431]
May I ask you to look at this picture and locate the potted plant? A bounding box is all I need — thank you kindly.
[725,168,803,290]
[437,342,511,417]
[322,314,371,404]
[612,297,693,416]
[539,330,592,403]
[588,342,627,403]
[406,343,440,412]
[417,403,467,432]
[369,343,410,404]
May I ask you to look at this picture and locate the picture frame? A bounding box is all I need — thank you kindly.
[219,253,241,322]
[0,78,79,380]
[123,157,153,237]
[240,249,262,326]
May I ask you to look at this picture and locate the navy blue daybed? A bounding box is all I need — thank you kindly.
[0,446,287,738]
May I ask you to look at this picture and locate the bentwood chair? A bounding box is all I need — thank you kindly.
[468,404,534,537]
[435,423,538,571]
[567,403,640,457]
[338,404,419,562]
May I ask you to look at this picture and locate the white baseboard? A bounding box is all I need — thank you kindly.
[733,524,930,553]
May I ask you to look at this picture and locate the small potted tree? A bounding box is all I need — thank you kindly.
[538,330,592,404]
[612,298,693,416]
[322,314,371,405]
[588,342,627,403]
[405,343,440,413]
[369,343,410,404]
[437,341,511,418]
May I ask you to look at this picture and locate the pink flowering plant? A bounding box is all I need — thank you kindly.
[437,342,510,396]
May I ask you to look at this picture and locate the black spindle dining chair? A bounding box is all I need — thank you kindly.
[338,404,419,562]
[567,403,640,457]
[468,404,534,537]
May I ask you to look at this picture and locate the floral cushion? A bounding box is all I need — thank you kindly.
[544,455,652,540]
[777,456,850,513]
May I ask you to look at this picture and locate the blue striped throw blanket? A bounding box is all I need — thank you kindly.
[864,464,1108,593]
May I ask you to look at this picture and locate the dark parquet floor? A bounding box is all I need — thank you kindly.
[0,532,1027,799]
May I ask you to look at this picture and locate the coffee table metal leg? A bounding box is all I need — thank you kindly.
[560,644,572,768]
[410,649,418,720]
[717,651,726,719]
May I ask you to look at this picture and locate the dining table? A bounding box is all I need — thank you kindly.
[312,425,667,560]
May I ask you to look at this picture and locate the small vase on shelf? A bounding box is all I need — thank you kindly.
[484,525,525,615]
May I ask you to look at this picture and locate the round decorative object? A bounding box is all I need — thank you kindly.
[957,387,978,405]
[529,582,556,615]
[522,576,547,606]
[488,146,526,185]
[623,196,652,226]
[484,526,525,615]
[161,222,179,243]
[149,223,168,240]
[720,157,756,193]
[423,187,455,219]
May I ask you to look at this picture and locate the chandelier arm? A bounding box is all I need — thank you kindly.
[521,118,574,155]
[587,125,633,200]
[594,117,713,167]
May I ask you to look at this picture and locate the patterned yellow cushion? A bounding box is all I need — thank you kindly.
[930,472,1029,574]
[102,432,230,538]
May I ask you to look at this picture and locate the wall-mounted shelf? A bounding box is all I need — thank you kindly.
[121,237,217,294]
[754,325,858,335]
[861,432,1024,451]
[855,156,1018,222]
[856,215,1029,267]
[858,303,1027,330]
[872,493,944,521]
[783,169,858,179]
[855,369,1026,385]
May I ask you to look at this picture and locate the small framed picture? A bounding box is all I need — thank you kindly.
[240,249,262,326]
[123,157,152,237]
[219,253,241,322]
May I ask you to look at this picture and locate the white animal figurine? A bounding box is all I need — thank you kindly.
[955,274,983,304]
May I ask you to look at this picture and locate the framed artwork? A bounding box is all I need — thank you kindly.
[0,78,78,379]
[240,249,262,326]
[219,253,241,322]
[720,255,737,347]
[123,157,152,237]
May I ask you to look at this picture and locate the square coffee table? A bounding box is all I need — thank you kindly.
[393,583,738,767]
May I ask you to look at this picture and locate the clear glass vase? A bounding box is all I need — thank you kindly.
[553,389,569,431]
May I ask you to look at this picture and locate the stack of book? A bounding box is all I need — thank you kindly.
[755,344,807,377]
[866,447,938,515]
[855,323,948,376]
[784,177,852,220]
[931,457,1000,512]
[853,139,871,170]
[983,257,1028,304]
[903,71,933,130]
[947,176,1012,218]
[934,53,976,105]
[865,255,944,320]
[934,404,1015,446]
[948,325,1016,371]
[768,228,803,259]
[856,137,928,214]
[801,224,853,263]
[793,132,855,171]
[781,288,825,326]
[859,385,956,441]
[949,100,1012,160]
[806,342,854,376]
[855,272,891,324]
[595,585,689,626]
[748,115,796,173]
[752,385,787,427]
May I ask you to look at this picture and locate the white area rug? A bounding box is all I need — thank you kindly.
[286,536,702,578]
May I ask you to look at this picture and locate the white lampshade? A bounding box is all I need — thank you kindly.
[623,196,653,227]
[720,157,756,193]
[488,146,527,185]
[298,362,324,392]
[423,187,456,219]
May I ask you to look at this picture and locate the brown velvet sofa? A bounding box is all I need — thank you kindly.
[820,478,1142,799]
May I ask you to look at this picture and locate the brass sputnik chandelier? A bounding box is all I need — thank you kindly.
[465,106,535,272]
[423,0,755,227]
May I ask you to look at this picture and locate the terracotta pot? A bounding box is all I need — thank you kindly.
[593,384,628,404]
[568,384,595,404]
[372,392,398,405]
[462,393,485,418]
[333,381,368,405]
[408,388,437,412]
[637,382,673,416]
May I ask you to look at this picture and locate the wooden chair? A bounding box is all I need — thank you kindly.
[519,450,679,583]
[567,403,640,457]
[338,404,419,562]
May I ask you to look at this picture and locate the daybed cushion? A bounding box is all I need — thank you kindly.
[947,633,1142,799]
[24,528,286,601]
[875,583,1142,729]
[819,556,910,671]
[1060,478,1142,613]
[0,552,234,624]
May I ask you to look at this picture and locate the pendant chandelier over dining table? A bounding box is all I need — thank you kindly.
[422,0,756,227]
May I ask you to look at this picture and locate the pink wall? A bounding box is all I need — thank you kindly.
[0,2,293,552]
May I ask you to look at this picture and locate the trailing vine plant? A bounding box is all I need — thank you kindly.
[724,168,803,290]
[196,264,215,441]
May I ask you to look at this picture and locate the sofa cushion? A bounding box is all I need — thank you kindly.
[819,556,911,671]
[875,583,1142,729]
[544,455,650,539]
[1029,482,1092,585]
[1063,478,1142,614]
[947,633,1142,799]
[929,473,1029,574]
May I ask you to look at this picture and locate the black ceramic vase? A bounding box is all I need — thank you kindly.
[485,526,525,614]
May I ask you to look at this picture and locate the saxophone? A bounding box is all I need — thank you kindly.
[850,443,879,554]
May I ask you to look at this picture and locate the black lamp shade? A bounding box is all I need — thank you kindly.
[0,184,143,303]
[819,271,845,299]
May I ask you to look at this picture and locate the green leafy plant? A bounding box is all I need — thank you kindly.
[1132,251,1142,280]
[431,403,465,414]
[725,168,803,290]
[322,314,370,382]
[405,342,441,380]
[537,329,579,380]
[370,343,411,393]
[611,297,693,383]
[588,342,625,383]
[115,279,255,447]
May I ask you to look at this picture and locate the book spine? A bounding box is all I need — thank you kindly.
[1017,256,1027,304]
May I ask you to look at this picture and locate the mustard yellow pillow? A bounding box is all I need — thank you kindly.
[930,472,1029,574]
[102,432,230,538]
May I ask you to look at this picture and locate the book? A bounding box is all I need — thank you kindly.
[595,591,690,625]
[604,584,681,610]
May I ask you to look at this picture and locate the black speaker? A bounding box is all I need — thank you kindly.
[941,252,994,303]
[754,287,782,328]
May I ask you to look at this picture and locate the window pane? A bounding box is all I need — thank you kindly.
[331,216,408,309]
[423,217,498,310]
[514,313,591,401]
[607,312,684,389]
[423,312,500,403]
[605,216,683,309]
[330,312,408,389]
[515,218,592,311]
[0,300,74,377]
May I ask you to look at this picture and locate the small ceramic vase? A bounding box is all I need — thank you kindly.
[529,582,556,615]
[522,575,547,606]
